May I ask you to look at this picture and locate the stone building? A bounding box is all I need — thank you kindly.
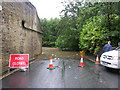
[0,0,43,73]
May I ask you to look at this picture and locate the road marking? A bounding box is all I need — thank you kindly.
[0,57,95,80]
[30,60,36,64]
[85,57,95,63]
[0,69,19,80]
[0,60,37,80]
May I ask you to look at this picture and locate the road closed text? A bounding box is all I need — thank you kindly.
[9,54,29,68]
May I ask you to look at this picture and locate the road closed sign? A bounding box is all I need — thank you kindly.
[9,54,29,68]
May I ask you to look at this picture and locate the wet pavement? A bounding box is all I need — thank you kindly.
[1,58,119,88]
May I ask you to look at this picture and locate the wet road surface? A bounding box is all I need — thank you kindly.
[2,58,119,88]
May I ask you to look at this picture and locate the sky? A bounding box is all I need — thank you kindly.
[28,0,65,19]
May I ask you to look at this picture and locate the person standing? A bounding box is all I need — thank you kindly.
[103,41,112,53]
[116,42,120,49]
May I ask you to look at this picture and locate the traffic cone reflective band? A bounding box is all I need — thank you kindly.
[95,55,100,64]
[47,56,55,70]
[79,55,85,67]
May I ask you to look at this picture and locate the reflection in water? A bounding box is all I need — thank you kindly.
[79,67,84,71]
[8,73,29,88]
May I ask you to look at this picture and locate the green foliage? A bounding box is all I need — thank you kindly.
[41,1,120,53]
[79,15,107,54]
[79,15,120,54]
[55,17,79,51]
[40,18,60,47]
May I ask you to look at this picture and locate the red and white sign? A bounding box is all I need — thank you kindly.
[9,54,29,68]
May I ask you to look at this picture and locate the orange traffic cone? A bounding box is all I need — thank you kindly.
[78,55,85,67]
[95,54,100,64]
[47,56,55,70]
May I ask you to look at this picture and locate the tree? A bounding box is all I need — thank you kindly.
[41,1,120,54]
[40,18,60,47]
[79,15,120,54]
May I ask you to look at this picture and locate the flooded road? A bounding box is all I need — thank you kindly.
[39,47,81,60]
[2,58,119,88]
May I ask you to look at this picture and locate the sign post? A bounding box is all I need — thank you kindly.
[9,54,29,71]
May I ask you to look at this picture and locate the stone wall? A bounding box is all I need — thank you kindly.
[0,0,43,72]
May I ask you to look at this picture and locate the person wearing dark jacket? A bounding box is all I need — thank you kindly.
[103,41,112,53]
[116,42,120,49]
